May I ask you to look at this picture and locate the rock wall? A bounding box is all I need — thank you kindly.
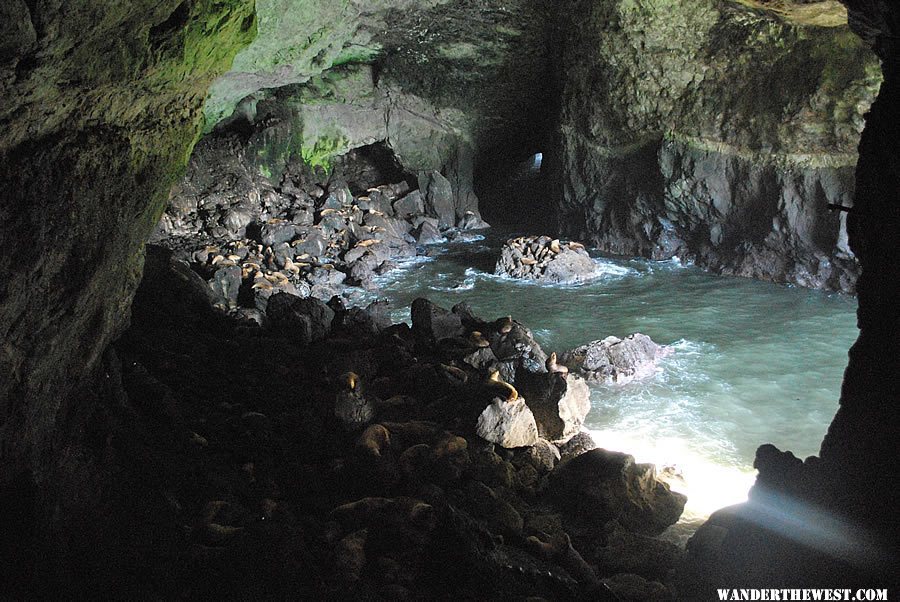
[554,0,881,291]
[677,1,900,593]
[180,0,553,223]
[0,0,255,480]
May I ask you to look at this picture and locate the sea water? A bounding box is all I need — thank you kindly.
[367,230,858,543]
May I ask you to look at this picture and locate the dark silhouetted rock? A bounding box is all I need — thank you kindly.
[266,292,334,344]
[550,448,686,535]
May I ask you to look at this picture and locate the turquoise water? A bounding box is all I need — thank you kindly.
[368,231,858,534]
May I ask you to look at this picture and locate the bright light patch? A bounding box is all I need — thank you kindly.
[588,429,757,520]
[533,152,543,169]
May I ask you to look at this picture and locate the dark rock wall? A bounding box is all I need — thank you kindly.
[554,0,880,291]
[0,0,256,582]
[821,0,900,537]
[677,1,900,593]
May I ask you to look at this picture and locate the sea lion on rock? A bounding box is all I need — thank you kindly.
[545,352,569,377]
[494,316,513,334]
[485,369,518,402]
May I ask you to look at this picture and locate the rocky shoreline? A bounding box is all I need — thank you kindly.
[104,246,688,599]
[153,156,490,322]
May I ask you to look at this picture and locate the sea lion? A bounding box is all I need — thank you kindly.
[545,352,569,377]
[357,423,391,458]
[549,239,561,254]
[438,363,469,384]
[494,316,513,334]
[485,369,518,402]
[468,331,491,348]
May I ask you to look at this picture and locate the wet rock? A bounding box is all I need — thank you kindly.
[550,448,686,535]
[476,398,539,449]
[292,228,328,257]
[496,236,597,284]
[418,171,456,229]
[521,438,561,475]
[490,320,548,380]
[266,292,334,344]
[457,210,490,230]
[560,334,665,384]
[412,220,444,245]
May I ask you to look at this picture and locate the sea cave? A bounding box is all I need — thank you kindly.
[0,0,898,599]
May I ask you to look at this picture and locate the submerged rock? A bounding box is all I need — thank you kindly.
[495,236,597,284]
[561,334,666,384]
[550,448,687,535]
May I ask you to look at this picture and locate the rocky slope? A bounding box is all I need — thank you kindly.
[554,0,881,292]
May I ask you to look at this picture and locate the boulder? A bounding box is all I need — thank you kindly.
[412,220,444,245]
[266,292,334,344]
[495,236,597,284]
[457,210,490,230]
[550,448,686,535]
[209,265,242,309]
[418,171,455,229]
[490,320,548,381]
[393,190,425,218]
[410,298,464,345]
[560,334,665,384]
[259,220,297,247]
[516,371,591,443]
[476,397,539,449]
[557,430,598,462]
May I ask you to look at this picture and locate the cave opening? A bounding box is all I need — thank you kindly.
[1,0,898,598]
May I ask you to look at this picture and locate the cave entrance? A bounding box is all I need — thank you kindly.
[474,147,557,233]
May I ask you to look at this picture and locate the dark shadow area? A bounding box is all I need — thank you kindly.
[475,149,559,234]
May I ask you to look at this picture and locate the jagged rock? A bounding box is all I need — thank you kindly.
[457,210,490,230]
[516,371,591,444]
[557,430,598,462]
[412,220,444,245]
[260,220,297,247]
[418,171,456,229]
[496,236,597,284]
[266,292,335,344]
[410,298,465,345]
[393,190,425,218]
[292,228,328,257]
[550,448,686,535]
[490,320,548,380]
[476,397,539,449]
[521,438,561,475]
[209,265,242,309]
[561,334,665,384]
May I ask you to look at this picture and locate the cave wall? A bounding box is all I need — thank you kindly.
[167,0,554,225]
[554,0,880,291]
[0,0,256,504]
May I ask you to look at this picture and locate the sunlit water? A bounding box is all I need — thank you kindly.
[364,230,858,543]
